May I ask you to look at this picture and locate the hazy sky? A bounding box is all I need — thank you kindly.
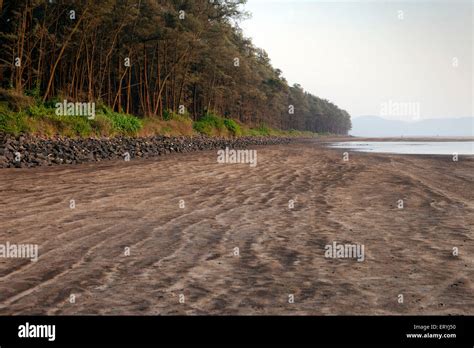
[239,0,473,121]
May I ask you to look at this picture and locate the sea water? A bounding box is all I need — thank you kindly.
[328,141,474,155]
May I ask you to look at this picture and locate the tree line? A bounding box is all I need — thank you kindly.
[0,0,351,134]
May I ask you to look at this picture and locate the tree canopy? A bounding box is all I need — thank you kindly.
[0,0,351,135]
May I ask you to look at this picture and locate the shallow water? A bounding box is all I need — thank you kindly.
[329,141,474,155]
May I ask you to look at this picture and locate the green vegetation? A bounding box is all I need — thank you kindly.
[0,0,351,136]
[193,112,242,137]
[97,105,143,135]
[0,95,143,137]
[223,118,242,136]
[0,93,318,138]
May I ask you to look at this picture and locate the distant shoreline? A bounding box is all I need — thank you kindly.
[329,136,474,142]
[320,136,474,157]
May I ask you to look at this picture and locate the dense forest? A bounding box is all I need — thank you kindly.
[0,0,351,135]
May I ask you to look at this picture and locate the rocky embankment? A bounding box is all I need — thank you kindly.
[0,133,293,168]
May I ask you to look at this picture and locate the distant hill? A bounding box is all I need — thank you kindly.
[350,116,474,137]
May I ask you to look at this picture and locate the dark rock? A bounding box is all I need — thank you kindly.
[0,132,294,168]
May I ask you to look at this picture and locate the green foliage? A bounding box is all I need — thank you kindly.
[25,86,42,102]
[95,103,143,135]
[193,112,226,136]
[96,103,114,116]
[162,109,172,121]
[90,115,114,137]
[0,99,319,138]
[163,109,192,122]
[0,99,143,137]
[27,103,56,117]
[52,115,93,137]
[104,112,143,135]
[223,118,241,136]
[0,1,352,135]
[193,112,244,137]
[0,109,31,135]
[1,2,352,135]
[249,124,271,136]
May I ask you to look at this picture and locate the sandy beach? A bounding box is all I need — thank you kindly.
[0,139,472,315]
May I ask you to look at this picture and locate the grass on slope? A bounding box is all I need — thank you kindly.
[0,89,317,139]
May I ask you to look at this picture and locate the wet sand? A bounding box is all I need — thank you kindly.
[0,139,472,315]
